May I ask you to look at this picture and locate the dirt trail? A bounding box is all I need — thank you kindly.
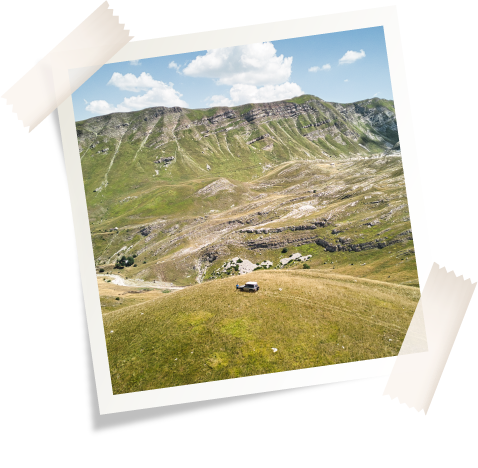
[97,274,184,290]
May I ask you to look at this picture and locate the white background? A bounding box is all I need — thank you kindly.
[1,0,477,466]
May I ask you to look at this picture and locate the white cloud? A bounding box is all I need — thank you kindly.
[210,82,303,107]
[210,95,234,107]
[107,72,161,92]
[168,61,181,72]
[129,60,141,66]
[85,72,188,116]
[183,42,293,86]
[308,64,331,72]
[86,100,114,115]
[115,85,188,111]
[339,49,366,64]
[373,92,380,97]
[344,79,349,82]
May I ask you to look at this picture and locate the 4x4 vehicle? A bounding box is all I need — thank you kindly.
[237,281,260,292]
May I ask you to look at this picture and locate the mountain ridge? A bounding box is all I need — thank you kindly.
[76,94,398,162]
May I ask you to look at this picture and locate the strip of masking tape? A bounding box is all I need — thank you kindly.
[2,2,132,132]
[384,263,476,413]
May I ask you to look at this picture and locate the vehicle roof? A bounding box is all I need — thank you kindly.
[245,282,258,285]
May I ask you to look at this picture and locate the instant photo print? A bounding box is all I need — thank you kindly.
[57,7,434,414]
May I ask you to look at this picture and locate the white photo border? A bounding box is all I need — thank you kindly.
[58,6,431,415]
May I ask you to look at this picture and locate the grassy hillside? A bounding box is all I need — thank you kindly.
[79,95,418,392]
[102,269,419,394]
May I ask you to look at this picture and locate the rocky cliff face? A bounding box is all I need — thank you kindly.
[76,95,398,161]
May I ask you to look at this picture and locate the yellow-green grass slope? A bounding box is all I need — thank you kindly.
[104,269,419,394]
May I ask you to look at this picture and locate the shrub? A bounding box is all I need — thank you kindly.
[303,263,311,269]
[143,261,146,264]
[237,259,243,263]
[282,247,288,253]
[133,254,137,258]
[115,297,120,301]
[133,264,137,267]
[116,255,135,268]
[99,268,105,273]
[234,266,239,271]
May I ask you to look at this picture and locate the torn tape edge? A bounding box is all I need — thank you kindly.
[1,1,133,131]
[383,394,426,414]
[434,262,477,286]
[382,261,478,416]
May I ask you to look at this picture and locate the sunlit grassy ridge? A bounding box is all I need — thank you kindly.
[103,270,419,394]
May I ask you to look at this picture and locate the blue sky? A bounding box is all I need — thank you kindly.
[72,26,393,121]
